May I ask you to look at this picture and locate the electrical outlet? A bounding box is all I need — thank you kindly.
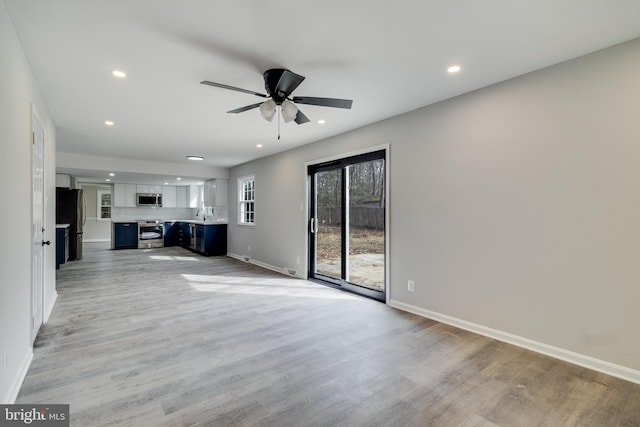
[248,245,251,252]
[408,280,415,292]
[296,257,300,265]
[3,349,7,370]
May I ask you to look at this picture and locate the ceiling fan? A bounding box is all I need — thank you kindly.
[200,68,353,125]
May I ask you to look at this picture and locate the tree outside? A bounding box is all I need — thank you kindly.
[315,159,385,291]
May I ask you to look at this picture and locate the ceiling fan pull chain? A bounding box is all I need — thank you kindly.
[278,106,281,140]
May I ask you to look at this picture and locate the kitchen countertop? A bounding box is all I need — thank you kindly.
[56,223,70,228]
[111,219,227,225]
[168,220,228,225]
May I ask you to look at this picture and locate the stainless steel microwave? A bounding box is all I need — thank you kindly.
[136,193,162,207]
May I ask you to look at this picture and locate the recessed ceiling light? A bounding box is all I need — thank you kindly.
[164,182,169,185]
[105,120,115,126]
[186,155,204,161]
[109,173,115,177]
[256,144,263,148]
[112,70,126,78]
[447,65,461,74]
[317,119,326,124]
[105,179,111,182]
[176,177,182,181]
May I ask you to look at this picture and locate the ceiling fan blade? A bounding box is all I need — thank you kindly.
[201,81,267,98]
[264,69,305,98]
[227,102,263,113]
[276,70,305,97]
[294,109,310,125]
[292,96,353,109]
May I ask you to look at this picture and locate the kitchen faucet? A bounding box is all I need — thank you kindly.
[196,207,206,221]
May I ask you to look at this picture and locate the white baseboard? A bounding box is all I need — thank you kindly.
[44,292,58,323]
[3,349,33,404]
[227,252,306,279]
[83,238,109,243]
[227,252,246,263]
[389,300,640,385]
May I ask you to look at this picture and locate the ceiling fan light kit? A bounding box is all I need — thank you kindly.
[200,68,353,129]
[259,99,277,122]
[281,99,298,123]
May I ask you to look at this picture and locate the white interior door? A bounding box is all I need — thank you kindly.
[31,107,46,342]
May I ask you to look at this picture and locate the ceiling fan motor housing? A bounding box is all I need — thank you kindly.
[263,68,305,104]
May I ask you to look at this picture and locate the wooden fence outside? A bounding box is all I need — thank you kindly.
[317,207,384,230]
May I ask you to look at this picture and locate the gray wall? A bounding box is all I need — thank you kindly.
[1,2,57,402]
[228,38,640,376]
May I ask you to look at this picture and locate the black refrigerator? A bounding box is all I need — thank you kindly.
[56,188,84,261]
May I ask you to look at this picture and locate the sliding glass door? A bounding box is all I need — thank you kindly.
[314,169,343,280]
[309,150,386,301]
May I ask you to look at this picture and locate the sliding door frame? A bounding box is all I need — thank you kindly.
[306,145,389,303]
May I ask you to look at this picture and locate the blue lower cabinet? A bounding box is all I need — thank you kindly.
[112,222,138,249]
[195,224,205,253]
[56,226,69,269]
[179,222,191,248]
[202,224,227,256]
[174,222,226,256]
[163,221,178,247]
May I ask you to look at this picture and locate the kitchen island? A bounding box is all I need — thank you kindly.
[164,220,227,256]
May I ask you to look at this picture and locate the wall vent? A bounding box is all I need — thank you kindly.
[243,256,250,262]
[284,268,297,276]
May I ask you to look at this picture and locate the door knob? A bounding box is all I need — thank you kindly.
[41,240,51,246]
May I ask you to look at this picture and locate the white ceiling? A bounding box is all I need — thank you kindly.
[6,1,640,183]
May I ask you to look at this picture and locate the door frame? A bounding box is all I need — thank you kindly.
[305,144,390,303]
[31,105,46,342]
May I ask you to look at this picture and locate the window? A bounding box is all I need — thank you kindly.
[238,175,255,225]
[97,189,112,220]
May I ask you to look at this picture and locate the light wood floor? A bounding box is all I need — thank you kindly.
[18,243,640,426]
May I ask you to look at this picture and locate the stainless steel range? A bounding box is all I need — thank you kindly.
[138,219,164,248]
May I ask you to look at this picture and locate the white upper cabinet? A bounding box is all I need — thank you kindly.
[114,183,139,207]
[162,185,177,207]
[204,180,214,207]
[215,179,228,207]
[125,184,137,207]
[136,184,162,194]
[113,183,215,209]
[113,183,126,207]
[204,178,228,207]
[176,186,188,208]
[55,173,71,188]
[188,185,203,208]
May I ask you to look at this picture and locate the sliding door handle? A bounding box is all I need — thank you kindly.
[310,218,316,234]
